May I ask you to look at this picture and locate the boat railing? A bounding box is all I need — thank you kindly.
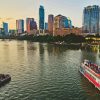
[84,62,100,75]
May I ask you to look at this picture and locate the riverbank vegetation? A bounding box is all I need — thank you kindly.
[0,33,100,43]
[16,34,85,43]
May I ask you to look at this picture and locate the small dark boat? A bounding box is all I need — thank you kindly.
[0,74,11,86]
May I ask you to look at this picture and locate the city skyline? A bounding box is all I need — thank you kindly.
[0,0,100,29]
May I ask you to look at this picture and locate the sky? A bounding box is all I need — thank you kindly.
[0,0,100,30]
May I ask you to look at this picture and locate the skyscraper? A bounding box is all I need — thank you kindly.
[54,15,72,29]
[48,14,54,35]
[16,19,24,34]
[39,5,45,34]
[0,28,4,36]
[45,23,48,30]
[26,18,37,34]
[83,5,100,34]
[53,15,72,36]
[3,22,8,35]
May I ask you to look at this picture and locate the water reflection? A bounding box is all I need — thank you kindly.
[47,44,68,56]
[80,74,100,100]
[81,51,96,62]
[82,45,100,65]
[85,45,100,53]
[0,40,100,100]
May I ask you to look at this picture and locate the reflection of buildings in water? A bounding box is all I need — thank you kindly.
[16,41,26,62]
[85,45,100,53]
[0,41,20,69]
[38,43,50,79]
[2,41,10,62]
[23,41,28,61]
[5,41,18,64]
[81,50,96,63]
[46,44,67,56]
[24,42,41,74]
[91,45,100,53]
[23,41,38,57]
[81,45,100,70]
[80,74,100,97]
[82,45,100,62]
[38,43,45,55]
[99,54,100,58]
[25,42,39,62]
[38,43,49,64]
[26,41,37,51]
[92,45,100,64]
[16,41,38,65]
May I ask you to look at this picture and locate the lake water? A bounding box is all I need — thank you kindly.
[0,40,100,100]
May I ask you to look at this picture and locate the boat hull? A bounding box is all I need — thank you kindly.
[79,67,100,91]
[0,75,11,87]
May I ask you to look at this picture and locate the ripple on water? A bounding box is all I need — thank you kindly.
[0,41,100,100]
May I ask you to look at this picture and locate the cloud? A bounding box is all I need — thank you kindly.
[6,18,14,21]
[0,17,14,21]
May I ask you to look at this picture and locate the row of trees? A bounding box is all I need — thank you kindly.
[0,33,100,43]
[16,33,85,43]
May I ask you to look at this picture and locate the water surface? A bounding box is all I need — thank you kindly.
[0,40,100,100]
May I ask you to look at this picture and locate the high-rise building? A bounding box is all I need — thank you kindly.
[16,19,24,34]
[0,28,4,36]
[39,5,45,34]
[9,29,17,36]
[3,22,9,35]
[83,5,100,34]
[45,23,48,30]
[54,15,72,29]
[26,18,37,34]
[48,14,54,35]
[53,15,72,36]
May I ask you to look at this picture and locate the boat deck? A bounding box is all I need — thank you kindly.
[82,60,100,78]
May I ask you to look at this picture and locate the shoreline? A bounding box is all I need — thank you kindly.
[0,38,100,52]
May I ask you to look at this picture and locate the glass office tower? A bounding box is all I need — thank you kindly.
[83,5,100,34]
[16,19,24,34]
[48,14,54,34]
[39,5,45,30]
[3,22,8,35]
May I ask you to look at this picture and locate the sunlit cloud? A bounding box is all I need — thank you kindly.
[0,18,14,21]
[6,18,14,21]
[0,17,15,29]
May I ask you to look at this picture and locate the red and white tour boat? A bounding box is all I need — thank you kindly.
[79,60,100,90]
